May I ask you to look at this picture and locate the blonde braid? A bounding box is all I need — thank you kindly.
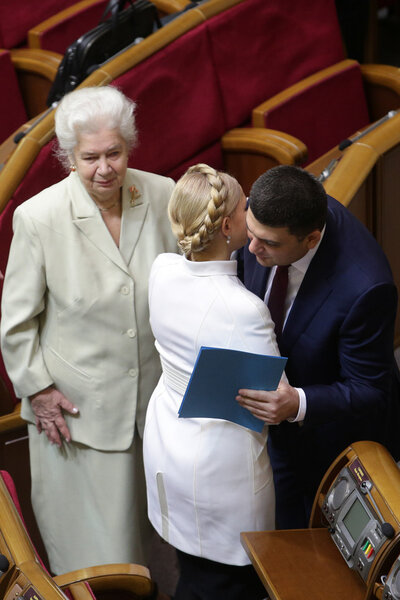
[180,164,228,255]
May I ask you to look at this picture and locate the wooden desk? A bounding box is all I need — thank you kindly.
[241,528,366,600]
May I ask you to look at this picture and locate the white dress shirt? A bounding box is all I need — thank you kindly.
[264,227,325,422]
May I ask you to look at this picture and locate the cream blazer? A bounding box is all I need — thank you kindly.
[0,169,176,451]
[143,254,281,565]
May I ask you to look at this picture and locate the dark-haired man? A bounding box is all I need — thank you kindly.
[237,165,400,528]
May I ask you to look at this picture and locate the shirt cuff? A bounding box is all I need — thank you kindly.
[287,387,306,423]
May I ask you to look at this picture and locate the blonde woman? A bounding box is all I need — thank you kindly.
[143,164,282,599]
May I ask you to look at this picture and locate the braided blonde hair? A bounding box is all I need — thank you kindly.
[168,164,242,257]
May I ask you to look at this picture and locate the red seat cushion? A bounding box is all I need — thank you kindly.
[257,62,370,164]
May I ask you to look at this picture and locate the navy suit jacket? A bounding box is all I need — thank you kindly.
[240,196,400,526]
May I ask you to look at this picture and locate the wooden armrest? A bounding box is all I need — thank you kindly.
[197,0,243,19]
[222,127,307,195]
[252,59,358,127]
[361,63,400,120]
[153,0,192,15]
[54,563,155,598]
[222,127,307,163]
[10,49,62,81]
[10,49,62,120]
[0,404,24,434]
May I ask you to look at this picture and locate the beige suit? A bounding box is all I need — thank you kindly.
[1,168,177,573]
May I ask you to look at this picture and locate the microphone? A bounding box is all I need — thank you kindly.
[318,109,398,183]
[0,554,9,575]
[338,138,352,151]
[360,480,395,539]
[13,104,57,144]
[337,110,398,154]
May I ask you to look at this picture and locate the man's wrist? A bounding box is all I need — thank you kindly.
[287,387,306,422]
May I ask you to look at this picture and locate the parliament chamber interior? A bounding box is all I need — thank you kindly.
[0,0,400,598]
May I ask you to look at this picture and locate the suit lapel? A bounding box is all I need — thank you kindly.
[280,214,337,354]
[119,177,149,267]
[69,172,130,275]
[242,245,271,300]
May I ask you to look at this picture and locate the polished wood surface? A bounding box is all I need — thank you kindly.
[241,528,366,600]
[306,114,400,346]
[222,127,307,195]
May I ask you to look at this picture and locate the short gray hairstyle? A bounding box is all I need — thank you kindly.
[54,86,137,168]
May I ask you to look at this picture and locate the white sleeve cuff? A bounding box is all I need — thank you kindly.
[287,387,306,423]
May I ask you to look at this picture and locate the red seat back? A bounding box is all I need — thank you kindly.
[0,51,28,145]
[29,0,109,54]
[206,0,345,130]
[256,62,370,164]
[0,0,83,48]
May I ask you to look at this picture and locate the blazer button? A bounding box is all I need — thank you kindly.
[129,368,138,378]
[127,329,136,338]
[121,285,130,295]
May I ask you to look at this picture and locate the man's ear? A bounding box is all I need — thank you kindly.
[305,229,321,250]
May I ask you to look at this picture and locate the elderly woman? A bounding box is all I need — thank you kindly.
[143,164,283,600]
[0,86,177,574]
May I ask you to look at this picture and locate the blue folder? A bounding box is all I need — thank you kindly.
[178,346,287,432]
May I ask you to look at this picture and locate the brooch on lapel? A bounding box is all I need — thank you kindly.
[129,185,141,206]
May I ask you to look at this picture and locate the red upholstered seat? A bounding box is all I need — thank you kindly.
[0,50,28,145]
[116,22,227,176]
[28,0,109,55]
[0,0,81,49]
[252,60,371,165]
[205,0,345,131]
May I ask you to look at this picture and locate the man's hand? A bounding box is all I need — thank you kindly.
[30,386,79,447]
[236,381,299,424]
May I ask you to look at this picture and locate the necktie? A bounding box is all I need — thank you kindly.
[267,265,289,345]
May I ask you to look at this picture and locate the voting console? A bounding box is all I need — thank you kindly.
[242,441,400,600]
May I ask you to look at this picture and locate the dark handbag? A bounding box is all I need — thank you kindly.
[46,0,160,107]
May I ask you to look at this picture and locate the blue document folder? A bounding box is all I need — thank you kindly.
[178,346,287,432]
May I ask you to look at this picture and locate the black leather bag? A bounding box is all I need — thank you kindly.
[47,0,160,106]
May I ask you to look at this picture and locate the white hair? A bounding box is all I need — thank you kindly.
[54,86,137,168]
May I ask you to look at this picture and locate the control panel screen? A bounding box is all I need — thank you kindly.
[342,497,370,542]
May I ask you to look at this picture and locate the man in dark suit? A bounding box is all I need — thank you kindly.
[237,165,400,529]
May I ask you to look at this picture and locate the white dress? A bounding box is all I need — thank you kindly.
[143,253,281,566]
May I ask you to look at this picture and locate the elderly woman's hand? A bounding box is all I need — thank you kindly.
[29,386,79,447]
